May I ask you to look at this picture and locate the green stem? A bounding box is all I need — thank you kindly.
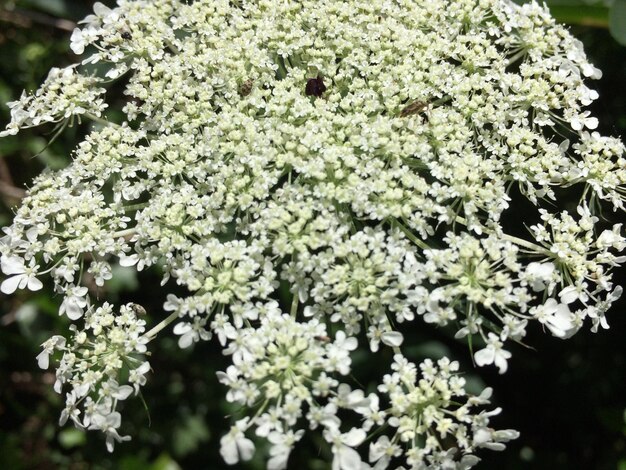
[290,292,299,318]
[144,311,179,340]
[390,218,430,251]
[453,215,549,254]
[84,113,121,128]
[124,203,149,212]
[500,233,549,254]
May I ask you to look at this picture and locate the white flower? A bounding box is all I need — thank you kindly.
[473,426,520,451]
[531,298,577,338]
[324,426,369,470]
[524,262,556,292]
[36,335,66,369]
[104,380,133,400]
[369,435,401,468]
[587,286,623,332]
[59,285,89,320]
[89,411,131,452]
[571,111,598,131]
[267,430,304,470]
[78,2,119,26]
[70,28,88,55]
[59,390,81,426]
[1,255,43,294]
[361,394,386,432]
[558,284,589,305]
[220,418,255,465]
[474,333,512,374]
[173,317,211,348]
[596,225,625,250]
[0,0,623,463]
[128,361,151,394]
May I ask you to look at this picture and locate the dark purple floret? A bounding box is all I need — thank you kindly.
[305,75,326,97]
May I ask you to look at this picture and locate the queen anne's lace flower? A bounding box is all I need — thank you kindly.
[1,0,625,466]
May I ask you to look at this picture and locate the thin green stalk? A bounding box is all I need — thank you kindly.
[144,311,179,340]
[84,113,121,128]
[390,218,430,251]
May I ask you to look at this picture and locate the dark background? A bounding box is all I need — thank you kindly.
[0,1,625,469]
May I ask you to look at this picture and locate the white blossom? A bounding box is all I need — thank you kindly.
[474,333,512,374]
[0,0,624,465]
[0,255,43,294]
[220,418,256,465]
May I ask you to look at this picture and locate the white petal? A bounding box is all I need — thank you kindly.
[93,2,112,16]
[36,350,50,369]
[558,287,578,304]
[267,452,289,470]
[1,275,24,294]
[237,437,255,462]
[342,428,366,447]
[27,276,43,291]
[119,254,139,267]
[70,29,85,54]
[585,117,598,130]
[337,445,365,470]
[220,436,239,465]
[474,347,495,367]
[173,322,192,335]
[64,301,85,320]
[381,331,404,347]
[494,352,510,374]
[113,385,133,400]
[1,256,25,275]
[178,332,195,349]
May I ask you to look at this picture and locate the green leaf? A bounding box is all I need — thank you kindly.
[150,454,182,470]
[58,428,86,449]
[610,0,626,45]
[172,415,210,457]
[549,5,609,28]
[19,0,71,17]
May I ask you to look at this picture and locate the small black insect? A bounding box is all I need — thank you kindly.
[305,75,326,97]
[121,31,133,40]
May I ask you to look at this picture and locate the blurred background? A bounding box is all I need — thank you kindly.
[0,1,625,469]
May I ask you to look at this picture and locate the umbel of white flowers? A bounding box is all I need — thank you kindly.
[1,0,625,468]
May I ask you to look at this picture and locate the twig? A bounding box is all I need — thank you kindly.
[0,6,76,32]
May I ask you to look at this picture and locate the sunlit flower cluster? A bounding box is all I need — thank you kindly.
[1,0,625,467]
[36,302,150,451]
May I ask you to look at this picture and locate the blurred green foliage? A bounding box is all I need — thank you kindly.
[0,1,625,469]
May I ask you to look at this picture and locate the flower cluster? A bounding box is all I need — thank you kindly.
[217,309,360,468]
[36,303,150,451]
[0,65,106,137]
[369,355,519,469]
[217,311,514,469]
[1,0,625,467]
